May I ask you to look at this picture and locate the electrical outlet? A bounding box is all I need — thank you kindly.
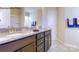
[0,19,1,21]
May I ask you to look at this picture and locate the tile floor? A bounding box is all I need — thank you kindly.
[48,40,79,52]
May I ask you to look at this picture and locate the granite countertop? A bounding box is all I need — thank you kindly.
[0,28,51,45]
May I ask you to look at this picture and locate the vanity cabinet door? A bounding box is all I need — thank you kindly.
[45,35,51,51]
[45,30,51,51]
[21,42,36,52]
[37,43,44,52]
[37,38,44,46]
[48,35,51,48]
[45,37,48,51]
[36,32,45,52]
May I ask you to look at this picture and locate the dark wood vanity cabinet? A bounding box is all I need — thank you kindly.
[36,32,45,52]
[17,42,36,52]
[37,43,44,52]
[0,30,51,52]
[36,30,51,52]
[0,35,36,52]
[45,30,51,51]
[15,36,36,52]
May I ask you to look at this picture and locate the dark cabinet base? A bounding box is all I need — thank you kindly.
[0,30,51,52]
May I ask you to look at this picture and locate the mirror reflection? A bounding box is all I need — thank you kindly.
[0,7,42,33]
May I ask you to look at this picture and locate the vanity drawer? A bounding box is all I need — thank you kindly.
[37,43,44,52]
[37,38,44,46]
[37,32,44,39]
[21,42,36,52]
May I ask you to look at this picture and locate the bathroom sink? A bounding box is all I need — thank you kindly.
[7,33,22,37]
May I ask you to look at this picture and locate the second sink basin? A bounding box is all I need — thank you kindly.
[7,33,22,37]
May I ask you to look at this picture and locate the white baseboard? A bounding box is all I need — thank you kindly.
[58,40,79,49]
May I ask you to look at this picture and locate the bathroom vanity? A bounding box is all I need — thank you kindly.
[0,29,51,52]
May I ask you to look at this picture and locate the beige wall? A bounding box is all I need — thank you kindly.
[20,8,25,27]
[57,7,79,47]
[57,7,66,42]
[41,7,57,40]
[41,7,47,28]
[36,8,42,28]
[64,7,79,46]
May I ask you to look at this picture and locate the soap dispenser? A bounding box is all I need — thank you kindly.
[31,21,39,32]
